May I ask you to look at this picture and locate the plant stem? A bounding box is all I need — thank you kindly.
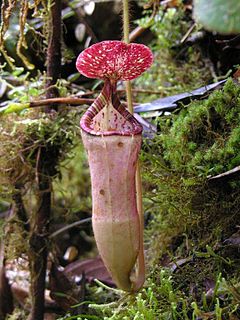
[122,0,145,291]
[46,0,62,101]
[30,97,94,107]
[29,168,51,320]
[123,0,130,44]
[28,1,62,319]
[49,217,92,238]
[12,188,30,232]
[123,0,133,112]
[125,81,134,114]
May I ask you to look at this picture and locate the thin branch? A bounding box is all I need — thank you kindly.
[45,0,62,100]
[72,3,98,43]
[49,217,92,239]
[208,166,240,183]
[29,97,94,107]
[123,0,130,44]
[129,25,147,42]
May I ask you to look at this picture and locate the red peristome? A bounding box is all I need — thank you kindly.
[76,40,153,81]
[80,81,142,136]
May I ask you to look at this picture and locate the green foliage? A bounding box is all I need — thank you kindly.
[57,8,240,318]
[70,270,183,320]
[53,142,92,218]
[0,102,30,115]
[160,79,240,177]
[0,108,81,199]
[86,79,240,320]
[1,2,240,319]
[194,0,240,34]
[5,308,27,320]
[0,0,49,70]
[135,5,211,102]
[66,268,240,320]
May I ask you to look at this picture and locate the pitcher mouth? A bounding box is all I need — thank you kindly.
[80,81,143,137]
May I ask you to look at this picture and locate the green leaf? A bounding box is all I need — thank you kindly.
[0,102,30,115]
[12,67,25,77]
[193,0,240,34]
[67,72,80,82]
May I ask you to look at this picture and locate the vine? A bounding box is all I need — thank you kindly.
[0,0,49,70]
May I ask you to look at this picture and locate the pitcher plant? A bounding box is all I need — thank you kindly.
[76,40,153,292]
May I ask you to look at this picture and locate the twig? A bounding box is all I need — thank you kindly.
[49,217,92,238]
[29,97,94,107]
[72,3,98,44]
[129,25,148,42]
[45,0,62,101]
[120,88,162,94]
[180,23,196,44]
[208,166,240,183]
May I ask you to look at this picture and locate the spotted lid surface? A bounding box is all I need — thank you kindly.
[76,40,153,81]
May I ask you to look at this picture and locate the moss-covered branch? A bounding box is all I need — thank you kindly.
[28,1,62,319]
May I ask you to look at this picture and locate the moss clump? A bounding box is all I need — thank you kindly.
[160,79,240,177]
[0,107,84,264]
[0,108,80,199]
[136,79,240,319]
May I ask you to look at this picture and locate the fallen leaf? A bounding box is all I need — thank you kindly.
[224,230,240,247]
[49,263,81,311]
[134,80,226,113]
[11,283,29,307]
[44,313,57,320]
[11,283,56,310]
[64,256,114,287]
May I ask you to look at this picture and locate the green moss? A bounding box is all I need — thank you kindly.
[0,107,85,260]
[90,79,240,320]
[0,108,81,199]
[160,79,240,177]
[53,142,92,220]
[57,78,240,320]
[134,5,212,102]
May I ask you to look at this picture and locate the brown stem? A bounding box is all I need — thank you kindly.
[28,168,51,320]
[0,266,14,319]
[49,217,92,239]
[129,25,147,42]
[29,97,94,107]
[29,97,133,109]
[0,216,14,319]
[12,188,30,233]
[28,1,62,319]
[45,0,62,101]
